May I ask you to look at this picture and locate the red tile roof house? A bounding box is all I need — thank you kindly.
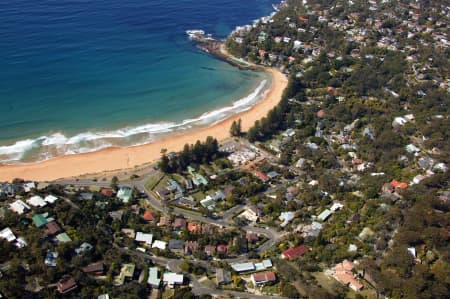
[57,275,77,294]
[216,244,228,255]
[281,245,310,260]
[172,218,187,230]
[187,222,202,234]
[251,271,277,286]
[254,171,269,183]
[333,260,364,292]
[101,188,115,197]
[142,211,156,222]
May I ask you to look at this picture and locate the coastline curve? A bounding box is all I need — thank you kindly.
[0,68,288,182]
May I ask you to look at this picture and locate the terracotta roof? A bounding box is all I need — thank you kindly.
[282,245,309,260]
[391,179,408,189]
[101,188,115,197]
[187,222,201,233]
[217,244,228,253]
[252,271,276,282]
[46,221,62,235]
[82,262,104,274]
[143,211,155,222]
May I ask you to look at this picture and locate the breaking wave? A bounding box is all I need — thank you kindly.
[0,79,269,164]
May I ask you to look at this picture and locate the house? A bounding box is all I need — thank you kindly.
[333,260,363,292]
[231,262,255,273]
[56,233,72,243]
[117,186,133,203]
[405,144,420,154]
[254,171,269,183]
[0,183,17,197]
[200,195,216,210]
[152,240,167,250]
[148,267,161,288]
[23,182,36,193]
[135,232,153,245]
[267,171,280,180]
[163,272,184,288]
[27,196,47,208]
[204,245,216,256]
[79,192,94,200]
[217,244,228,254]
[44,195,58,204]
[216,268,231,285]
[75,242,93,256]
[279,211,295,227]
[317,209,332,222]
[184,241,199,254]
[251,271,276,286]
[390,179,408,191]
[109,210,123,221]
[44,251,58,267]
[57,275,77,294]
[82,262,104,275]
[143,211,156,222]
[0,227,16,242]
[330,202,344,212]
[100,188,115,197]
[32,213,50,228]
[46,221,62,235]
[281,245,309,260]
[114,264,135,286]
[172,218,187,230]
[9,200,30,215]
[239,206,260,222]
[168,240,184,254]
[157,216,171,227]
[187,222,202,234]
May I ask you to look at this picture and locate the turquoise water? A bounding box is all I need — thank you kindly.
[0,0,274,163]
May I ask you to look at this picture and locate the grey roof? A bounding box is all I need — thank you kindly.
[168,239,184,249]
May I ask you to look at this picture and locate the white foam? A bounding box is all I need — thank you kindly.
[0,79,270,163]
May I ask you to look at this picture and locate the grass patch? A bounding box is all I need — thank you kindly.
[145,173,165,191]
[161,289,174,299]
[262,283,281,295]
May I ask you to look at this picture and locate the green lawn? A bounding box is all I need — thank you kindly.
[145,173,165,191]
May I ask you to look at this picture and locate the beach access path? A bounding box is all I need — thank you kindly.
[0,67,288,182]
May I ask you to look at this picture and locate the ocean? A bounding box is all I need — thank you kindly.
[0,0,275,163]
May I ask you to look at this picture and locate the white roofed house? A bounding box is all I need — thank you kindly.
[152,240,167,250]
[27,196,47,208]
[44,195,58,204]
[23,182,36,193]
[163,272,184,288]
[0,227,16,242]
[9,200,30,215]
[135,232,153,245]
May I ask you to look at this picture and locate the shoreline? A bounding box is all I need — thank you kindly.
[0,67,288,182]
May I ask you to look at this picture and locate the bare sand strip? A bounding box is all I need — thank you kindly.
[0,68,288,182]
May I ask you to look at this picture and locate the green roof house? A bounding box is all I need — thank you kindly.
[32,213,49,228]
[117,187,133,203]
[147,267,161,288]
[56,233,72,243]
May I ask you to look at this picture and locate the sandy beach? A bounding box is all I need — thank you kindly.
[0,68,287,182]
